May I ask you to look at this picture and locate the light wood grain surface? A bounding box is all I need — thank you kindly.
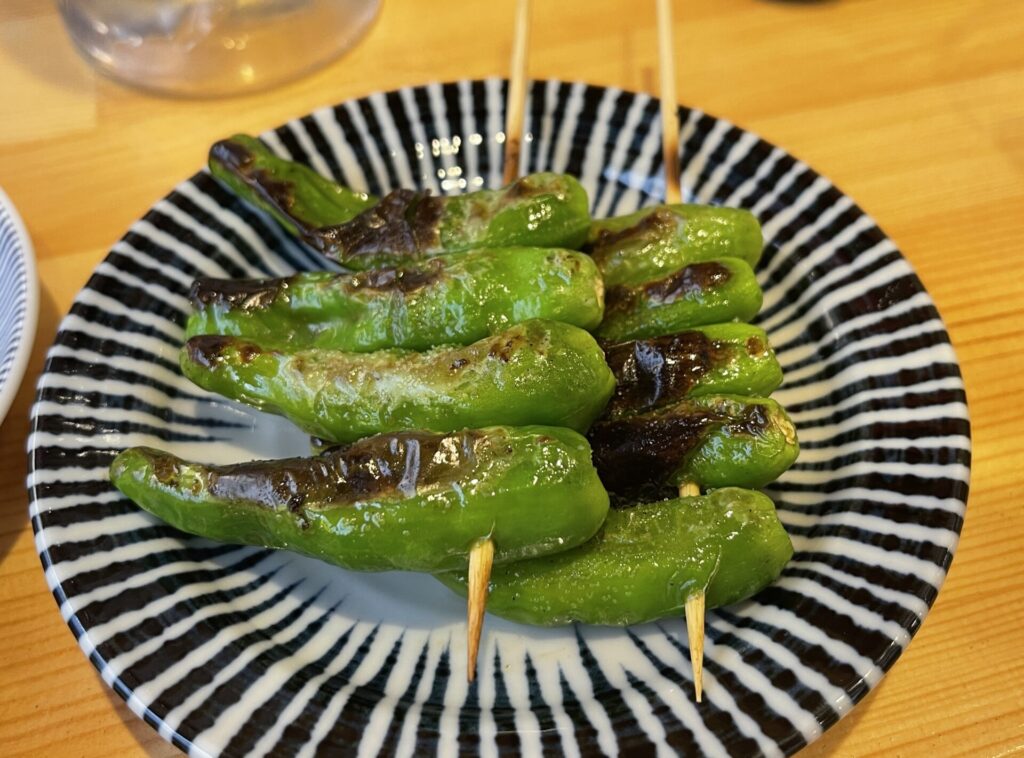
[1,1,1022,755]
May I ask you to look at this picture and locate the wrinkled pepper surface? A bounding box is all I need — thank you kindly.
[210,135,591,269]
[110,426,609,572]
[321,172,591,269]
[586,204,763,288]
[186,248,604,352]
[209,134,376,234]
[436,487,792,625]
[596,257,762,343]
[180,319,616,443]
[604,323,782,416]
[588,394,799,498]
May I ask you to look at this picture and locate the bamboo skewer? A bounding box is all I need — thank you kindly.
[503,0,532,185]
[678,480,705,701]
[655,0,682,205]
[659,0,702,702]
[684,591,706,702]
[467,0,532,684]
[467,537,495,682]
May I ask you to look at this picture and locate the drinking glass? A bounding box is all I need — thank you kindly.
[56,0,380,97]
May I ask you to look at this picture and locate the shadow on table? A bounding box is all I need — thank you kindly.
[100,680,186,757]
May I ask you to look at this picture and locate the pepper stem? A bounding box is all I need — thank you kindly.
[467,537,495,682]
[678,480,704,701]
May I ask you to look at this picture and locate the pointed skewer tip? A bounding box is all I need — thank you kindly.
[467,537,495,683]
[679,480,705,701]
[685,592,705,702]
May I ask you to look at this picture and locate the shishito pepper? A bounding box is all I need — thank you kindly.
[209,134,376,233]
[588,394,799,499]
[210,135,591,270]
[595,257,763,343]
[323,173,591,269]
[604,323,782,416]
[436,487,792,626]
[186,248,604,352]
[180,319,616,444]
[586,204,763,288]
[109,426,610,572]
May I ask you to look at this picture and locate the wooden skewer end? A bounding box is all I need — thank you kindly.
[685,591,705,702]
[655,0,682,204]
[678,480,705,701]
[467,537,495,683]
[502,0,531,185]
[678,481,700,498]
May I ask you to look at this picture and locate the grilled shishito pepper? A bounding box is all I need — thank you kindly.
[586,204,763,288]
[436,488,793,626]
[110,427,610,572]
[604,323,782,416]
[211,135,591,269]
[320,172,591,269]
[180,319,616,444]
[595,257,762,343]
[589,394,799,499]
[186,248,604,352]
[209,134,376,235]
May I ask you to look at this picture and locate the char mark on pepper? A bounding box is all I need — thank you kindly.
[190,276,287,311]
[604,331,728,415]
[205,430,486,510]
[319,188,444,260]
[604,261,732,313]
[210,139,300,221]
[185,335,262,368]
[587,208,679,255]
[345,260,444,293]
[587,410,723,497]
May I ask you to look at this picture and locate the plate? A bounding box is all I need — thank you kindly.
[0,187,37,425]
[28,78,970,756]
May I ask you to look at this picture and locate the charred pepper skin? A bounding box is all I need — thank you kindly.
[586,204,763,288]
[435,487,793,626]
[180,319,617,444]
[209,134,376,236]
[318,173,591,269]
[595,258,763,343]
[186,248,605,352]
[110,427,610,572]
[211,134,591,269]
[604,323,782,416]
[588,394,799,499]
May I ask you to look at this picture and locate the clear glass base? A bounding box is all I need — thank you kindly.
[56,0,381,97]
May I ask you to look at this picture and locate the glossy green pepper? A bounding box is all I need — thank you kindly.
[588,394,799,499]
[319,172,591,269]
[211,135,591,270]
[436,488,792,626]
[595,257,762,343]
[604,323,782,416]
[586,204,763,288]
[180,319,616,444]
[110,426,610,572]
[186,248,605,352]
[209,134,376,235]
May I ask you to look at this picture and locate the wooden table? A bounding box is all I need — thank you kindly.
[1,0,1021,755]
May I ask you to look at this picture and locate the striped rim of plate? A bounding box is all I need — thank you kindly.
[0,186,37,425]
[28,78,970,757]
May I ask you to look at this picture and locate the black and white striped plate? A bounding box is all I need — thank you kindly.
[29,79,970,757]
